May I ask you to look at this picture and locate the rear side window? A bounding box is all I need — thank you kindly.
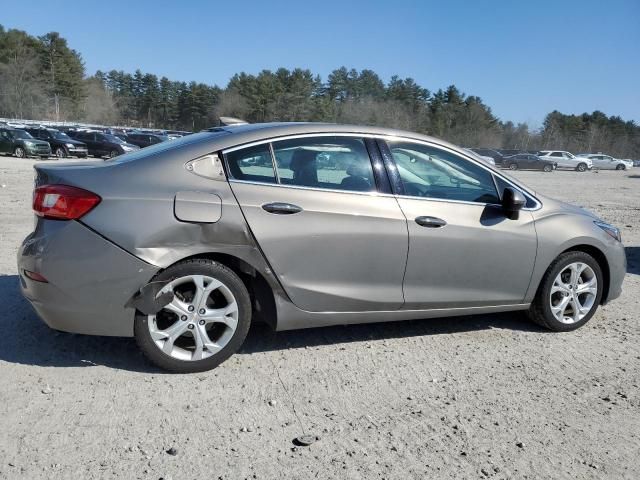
[225,144,276,184]
[271,136,375,192]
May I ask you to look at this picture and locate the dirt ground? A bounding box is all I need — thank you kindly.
[0,155,638,480]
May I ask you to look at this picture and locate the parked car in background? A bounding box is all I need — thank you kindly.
[538,150,592,172]
[70,131,139,158]
[578,154,633,170]
[126,132,169,148]
[24,127,88,159]
[502,153,556,172]
[469,148,505,165]
[0,128,51,158]
[19,122,626,372]
[464,148,495,165]
[497,149,523,157]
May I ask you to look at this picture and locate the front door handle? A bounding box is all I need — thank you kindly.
[262,202,303,215]
[415,216,447,228]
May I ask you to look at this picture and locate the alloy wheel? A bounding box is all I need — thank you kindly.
[148,275,239,361]
[509,163,517,170]
[549,262,598,324]
[15,147,26,158]
[55,147,67,158]
[577,163,586,172]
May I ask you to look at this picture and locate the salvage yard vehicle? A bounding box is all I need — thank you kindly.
[18,123,626,372]
[126,132,169,148]
[0,127,51,158]
[24,127,88,159]
[502,153,556,171]
[538,150,592,172]
[578,154,633,171]
[70,130,139,158]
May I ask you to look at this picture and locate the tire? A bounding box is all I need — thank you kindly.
[527,251,603,332]
[615,164,625,170]
[134,259,252,373]
[508,163,518,170]
[55,147,67,159]
[543,164,553,172]
[14,147,26,158]
[576,163,587,172]
[109,149,119,158]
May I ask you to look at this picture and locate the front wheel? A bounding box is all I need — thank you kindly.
[576,163,587,172]
[509,163,518,170]
[109,149,119,158]
[543,164,553,172]
[14,147,26,158]
[616,164,625,171]
[134,259,252,373]
[55,147,67,159]
[527,251,603,331]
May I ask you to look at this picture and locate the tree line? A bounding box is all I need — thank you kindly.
[0,25,638,158]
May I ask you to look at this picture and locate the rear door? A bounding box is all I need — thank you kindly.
[380,139,537,309]
[0,130,12,153]
[225,135,408,312]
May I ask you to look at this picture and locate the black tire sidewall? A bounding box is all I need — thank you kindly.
[535,252,603,331]
[134,260,252,373]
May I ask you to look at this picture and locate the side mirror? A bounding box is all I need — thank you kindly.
[502,187,526,219]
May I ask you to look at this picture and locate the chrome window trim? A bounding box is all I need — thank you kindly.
[228,178,381,197]
[221,132,542,211]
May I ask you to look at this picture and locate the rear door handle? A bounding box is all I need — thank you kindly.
[415,216,447,228]
[262,202,303,215]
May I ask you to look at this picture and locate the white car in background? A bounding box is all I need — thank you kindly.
[464,148,495,166]
[538,150,592,172]
[578,154,633,171]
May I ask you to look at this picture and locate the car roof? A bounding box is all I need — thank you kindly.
[198,122,462,152]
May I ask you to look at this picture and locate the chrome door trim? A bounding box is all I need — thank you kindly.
[220,131,542,211]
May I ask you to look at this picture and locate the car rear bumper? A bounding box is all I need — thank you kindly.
[17,219,158,336]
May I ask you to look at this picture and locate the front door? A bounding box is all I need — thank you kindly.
[225,135,408,312]
[382,139,537,309]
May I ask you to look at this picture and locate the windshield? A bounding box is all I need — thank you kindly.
[104,134,125,144]
[13,130,34,139]
[51,131,72,141]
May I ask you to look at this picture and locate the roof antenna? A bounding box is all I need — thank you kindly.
[219,117,248,126]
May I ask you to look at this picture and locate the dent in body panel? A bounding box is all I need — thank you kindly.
[18,220,158,336]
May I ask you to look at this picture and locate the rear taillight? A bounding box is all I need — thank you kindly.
[33,184,101,220]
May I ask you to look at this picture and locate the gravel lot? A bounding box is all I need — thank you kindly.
[0,155,638,480]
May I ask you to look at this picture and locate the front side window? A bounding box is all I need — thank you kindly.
[225,144,276,183]
[271,136,375,192]
[387,140,500,204]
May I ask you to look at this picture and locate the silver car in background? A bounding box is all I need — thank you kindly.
[18,123,626,372]
[578,154,633,170]
[538,150,592,172]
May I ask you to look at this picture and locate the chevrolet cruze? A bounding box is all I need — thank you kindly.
[18,123,626,372]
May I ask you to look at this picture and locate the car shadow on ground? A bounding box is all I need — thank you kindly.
[0,274,542,372]
[625,246,640,275]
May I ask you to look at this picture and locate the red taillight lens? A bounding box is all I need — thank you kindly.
[33,185,101,220]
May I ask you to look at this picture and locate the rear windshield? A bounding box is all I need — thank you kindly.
[104,131,227,164]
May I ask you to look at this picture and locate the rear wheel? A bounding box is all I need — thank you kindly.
[14,147,26,158]
[509,163,518,170]
[134,259,252,373]
[543,164,553,172]
[576,163,587,172]
[527,251,602,331]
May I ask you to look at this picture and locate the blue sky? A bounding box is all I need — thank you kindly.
[3,0,638,127]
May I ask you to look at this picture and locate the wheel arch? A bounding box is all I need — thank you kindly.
[559,244,610,304]
[161,252,278,330]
